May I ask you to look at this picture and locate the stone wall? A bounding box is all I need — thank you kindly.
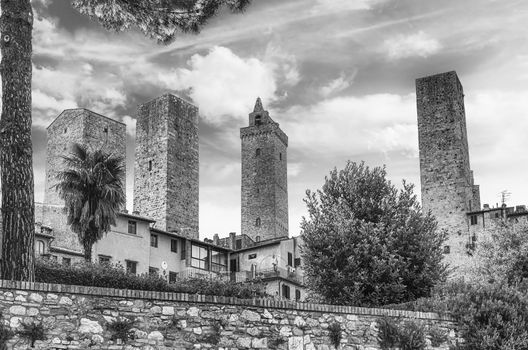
[240,99,289,241]
[416,71,480,270]
[0,280,457,350]
[133,94,199,239]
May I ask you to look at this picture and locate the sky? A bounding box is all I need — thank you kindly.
[24,0,528,239]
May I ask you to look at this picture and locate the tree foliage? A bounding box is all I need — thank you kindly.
[475,221,528,285]
[71,0,251,44]
[301,161,447,306]
[55,143,126,262]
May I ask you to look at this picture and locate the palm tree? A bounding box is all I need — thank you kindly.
[55,143,126,262]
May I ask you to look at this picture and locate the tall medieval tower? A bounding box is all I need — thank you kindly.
[416,71,481,268]
[240,98,289,241]
[133,93,199,239]
[43,108,126,250]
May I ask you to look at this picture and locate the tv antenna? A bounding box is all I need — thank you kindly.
[499,190,511,206]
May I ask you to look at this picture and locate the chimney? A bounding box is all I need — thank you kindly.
[516,205,527,212]
[483,204,490,210]
[213,233,219,246]
[229,232,236,249]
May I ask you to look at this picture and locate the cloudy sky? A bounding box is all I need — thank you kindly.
[28,0,528,239]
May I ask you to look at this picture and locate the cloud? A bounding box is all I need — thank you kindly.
[159,46,297,122]
[281,93,417,159]
[319,71,356,97]
[383,31,442,60]
[368,124,418,157]
[121,116,137,137]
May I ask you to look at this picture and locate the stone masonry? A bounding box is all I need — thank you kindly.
[133,94,199,239]
[0,280,458,349]
[416,71,481,270]
[43,108,126,250]
[241,98,289,241]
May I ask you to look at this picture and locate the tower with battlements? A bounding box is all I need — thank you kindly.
[43,108,126,250]
[240,98,289,241]
[416,71,481,268]
[133,93,199,239]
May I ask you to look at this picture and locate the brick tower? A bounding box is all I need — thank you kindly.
[44,108,126,249]
[416,71,481,268]
[240,98,288,241]
[133,93,199,239]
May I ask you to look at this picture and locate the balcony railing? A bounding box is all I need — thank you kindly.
[173,266,305,285]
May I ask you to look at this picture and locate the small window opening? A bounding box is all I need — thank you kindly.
[279,153,282,161]
[256,236,261,242]
[255,218,261,227]
[103,127,108,133]
[255,115,262,126]
[64,128,67,133]
[148,160,152,171]
[470,215,478,225]
[256,148,261,156]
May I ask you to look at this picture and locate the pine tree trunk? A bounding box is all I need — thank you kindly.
[0,0,35,281]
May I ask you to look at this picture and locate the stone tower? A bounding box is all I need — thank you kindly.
[240,98,289,242]
[416,71,481,267]
[44,108,126,249]
[133,93,199,239]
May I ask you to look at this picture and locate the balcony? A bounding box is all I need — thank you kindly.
[254,266,305,285]
[173,266,305,285]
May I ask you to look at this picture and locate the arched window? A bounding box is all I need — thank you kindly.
[256,148,261,156]
[255,218,261,227]
[255,115,262,126]
[256,236,261,242]
[36,240,45,255]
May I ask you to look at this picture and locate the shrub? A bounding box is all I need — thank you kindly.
[398,321,426,350]
[0,312,14,350]
[428,326,448,347]
[377,317,400,349]
[17,321,46,347]
[377,318,426,350]
[328,322,342,349]
[387,280,528,349]
[107,318,136,341]
[35,259,267,298]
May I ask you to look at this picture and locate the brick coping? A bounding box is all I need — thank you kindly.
[0,280,452,321]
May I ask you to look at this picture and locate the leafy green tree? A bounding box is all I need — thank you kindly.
[0,0,251,280]
[301,161,447,306]
[475,221,528,285]
[55,143,126,262]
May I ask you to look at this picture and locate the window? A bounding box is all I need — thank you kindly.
[295,289,301,301]
[443,245,450,254]
[126,260,137,274]
[235,239,242,250]
[470,215,478,225]
[282,284,290,299]
[36,240,45,255]
[99,255,111,265]
[294,258,301,268]
[50,255,58,261]
[288,252,293,266]
[255,218,261,227]
[472,235,477,242]
[64,128,67,133]
[150,234,158,248]
[103,127,108,133]
[248,253,257,260]
[148,160,152,171]
[255,115,262,126]
[211,250,227,272]
[169,271,178,283]
[191,244,209,270]
[171,239,178,253]
[256,148,261,156]
[149,267,159,276]
[256,236,261,242]
[128,220,137,234]
[62,257,71,267]
[279,152,282,161]
[181,243,186,260]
